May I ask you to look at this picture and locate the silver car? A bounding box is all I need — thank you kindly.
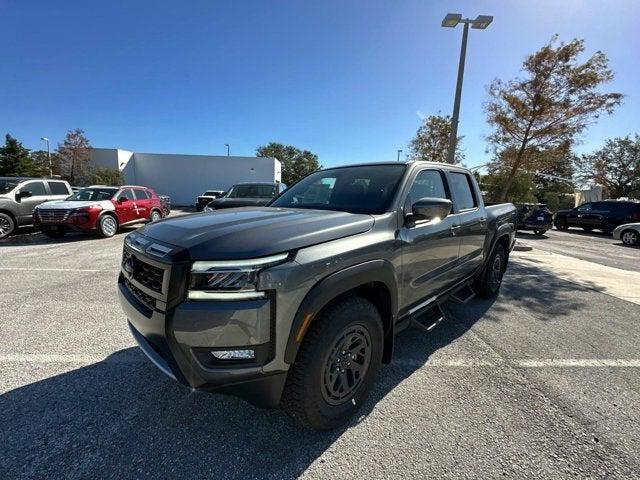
[0,177,72,239]
[613,223,640,246]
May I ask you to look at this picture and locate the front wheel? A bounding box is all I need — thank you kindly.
[474,243,507,298]
[621,229,639,246]
[97,215,118,238]
[281,296,384,430]
[0,213,15,239]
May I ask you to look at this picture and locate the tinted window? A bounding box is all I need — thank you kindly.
[68,188,118,201]
[226,184,277,199]
[119,189,135,200]
[270,165,406,214]
[22,181,47,196]
[133,188,149,200]
[577,203,592,211]
[449,173,477,210]
[406,170,448,205]
[48,181,69,195]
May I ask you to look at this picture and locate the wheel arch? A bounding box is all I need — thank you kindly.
[0,208,17,224]
[284,259,398,365]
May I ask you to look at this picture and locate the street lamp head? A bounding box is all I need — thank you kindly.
[40,137,49,142]
[471,15,493,29]
[441,13,462,28]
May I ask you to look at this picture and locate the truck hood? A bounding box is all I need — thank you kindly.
[36,200,115,210]
[138,207,374,260]
[206,197,271,209]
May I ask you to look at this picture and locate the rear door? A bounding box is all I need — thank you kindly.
[447,171,487,277]
[46,181,71,201]
[568,203,592,227]
[15,181,49,225]
[399,168,460,310]
[133,188,151,220]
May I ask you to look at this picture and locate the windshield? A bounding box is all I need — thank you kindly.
[270,164,406,214]
[0,178,26,194]
[225,184,276,199]
[67,187,118,201]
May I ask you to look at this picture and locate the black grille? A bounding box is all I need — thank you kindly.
[37,209,70,222]
[124,278,156,310]
[123,250,164,293]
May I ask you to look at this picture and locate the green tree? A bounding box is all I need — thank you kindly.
[575,134,640,199]
[0,134,43,176]
[56,128,92,184]
[256,142,321,185]
[480,170,537,204]
[85,167,122,186]
[485,36,623,201]
[408,114,463,164]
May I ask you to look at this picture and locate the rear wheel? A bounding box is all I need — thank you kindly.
[150,209,162,222]
[41,226,66,238]
[621,229,639,246]
[474,243,507,298]
[281,296,384,430]
[97,214,118,238]
[555,219,568,231]
[0,213,15,239]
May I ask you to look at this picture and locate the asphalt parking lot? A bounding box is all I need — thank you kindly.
[1,220,640,479]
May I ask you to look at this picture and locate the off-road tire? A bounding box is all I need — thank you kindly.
[41,226,66,239]
[474,243,507,299]
[97,214,118,238]
[0,212,15,239]
[281,296,384,430]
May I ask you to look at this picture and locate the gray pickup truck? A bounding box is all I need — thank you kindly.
[118,161,516,429]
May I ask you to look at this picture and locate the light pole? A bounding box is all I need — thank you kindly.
[441,13,493,164]
[225,143,230,157]
[397,149,403,162]
[40,137,52,177]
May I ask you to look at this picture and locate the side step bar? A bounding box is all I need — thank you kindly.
[411,303,447,333]
[450,283,476,304]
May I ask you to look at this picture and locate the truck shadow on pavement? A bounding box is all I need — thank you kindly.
[0,263,600,479]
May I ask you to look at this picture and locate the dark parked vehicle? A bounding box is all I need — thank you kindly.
[0,177,72,239]
[118,162,516,430]
[196,190,225,211]
[554,200,640,234]
[159,195,171,216]
[203,182,286,211]
[516,203,553,235]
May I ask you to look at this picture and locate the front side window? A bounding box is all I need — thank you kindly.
[406,170,448,206]
[22,181,47,196]
[270,164,406,214]
[48,181,69,195]
[449,173,477,211]
[67,188,118,201]
[577,203,592,212]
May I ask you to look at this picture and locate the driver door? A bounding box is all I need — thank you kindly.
[16,181,49,226]
[115,188,137,224]
[399,169,460,311]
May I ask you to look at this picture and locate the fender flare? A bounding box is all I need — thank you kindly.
[283,259,398,364]
[485,222,514,265]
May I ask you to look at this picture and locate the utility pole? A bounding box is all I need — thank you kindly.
[40,137,52,177]
[225,144,230,157]
[397,149,403,162]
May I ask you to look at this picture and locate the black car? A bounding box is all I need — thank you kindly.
[554,200,640,234]
[203,182,286,211]
[515,203,553,235]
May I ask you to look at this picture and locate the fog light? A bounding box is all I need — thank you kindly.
[211,349,255,360]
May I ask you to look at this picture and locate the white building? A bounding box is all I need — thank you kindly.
[90,148,281,206]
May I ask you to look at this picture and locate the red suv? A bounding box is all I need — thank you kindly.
[34,185,164,238]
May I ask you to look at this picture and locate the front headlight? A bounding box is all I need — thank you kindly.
[188,253,290,301]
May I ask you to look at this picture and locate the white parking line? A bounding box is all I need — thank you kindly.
[2,354,640,368]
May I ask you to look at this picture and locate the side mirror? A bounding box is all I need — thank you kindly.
[406,197,452,225]
[117,196,129,204]
[16,190,33,200]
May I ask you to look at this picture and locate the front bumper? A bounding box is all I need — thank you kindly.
[117,248,287,407]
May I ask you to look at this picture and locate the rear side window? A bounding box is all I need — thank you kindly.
[133,188,149,200]
[48,181,69,195]
[406,170,448,205]
[449,173,477,211]
[22,181,47,196]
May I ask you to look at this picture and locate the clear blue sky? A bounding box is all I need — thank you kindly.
[1,0,638,169]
